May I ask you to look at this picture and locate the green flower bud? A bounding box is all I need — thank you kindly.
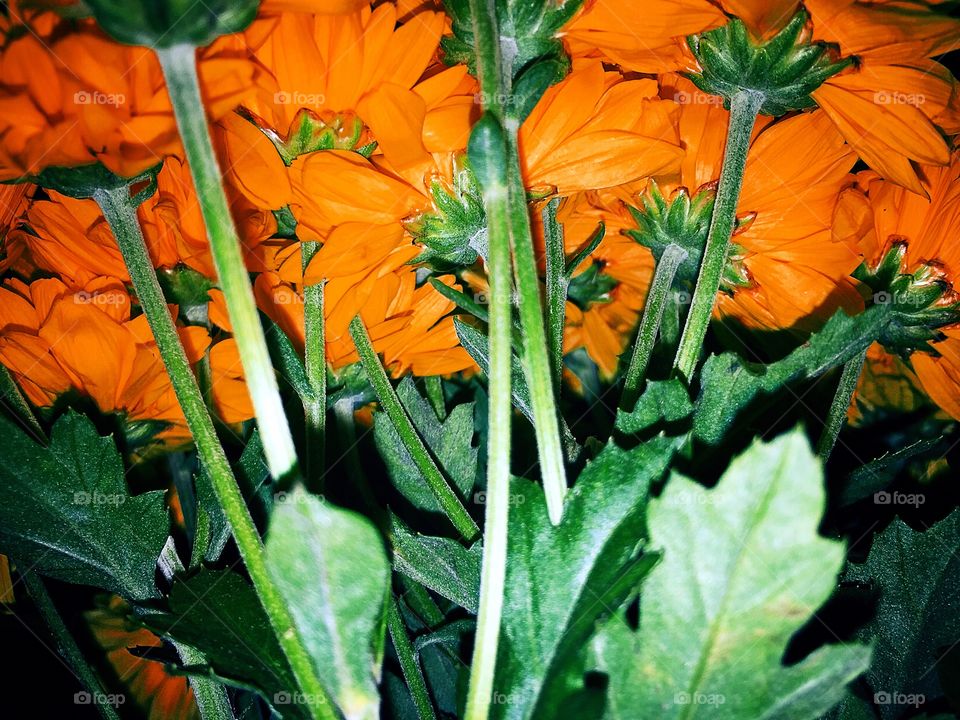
[687,11,852,117]
[855,243,960,354]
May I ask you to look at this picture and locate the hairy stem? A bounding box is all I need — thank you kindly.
[22,571,122,720]
[302,242,326,489]
[621,244,688,410]
[543,197,566,387]
[674,89,764,380]
[95,186,334,720]
[349,316,479,541]
[817,347,867,459]
[387,595,437,720]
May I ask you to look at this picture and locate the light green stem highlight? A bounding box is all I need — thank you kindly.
[302,242,326,488]
[387,596,437,720]
[157,43,298,481]
[674,89,764,380]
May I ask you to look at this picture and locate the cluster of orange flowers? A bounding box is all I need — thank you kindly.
[1,0,959,715]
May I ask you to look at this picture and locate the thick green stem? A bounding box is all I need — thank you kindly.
[302,242,326,488]
[543,198,566,387]
[349,316,479,541]
[174,641,236,720]
[620,244,688,411]
[22,571,122,720]
[464,1,513,717]
[387,596,437,720]
[674,89,764,380]
[156,43,298,481]
[505,134,568,525]
[816,347,867,459]
[94,188,334,720]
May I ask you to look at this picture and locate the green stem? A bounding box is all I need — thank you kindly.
[816,347,867,459]
[21,571,122,720]
[94,188,335,720]
[505,134,568,525]
[465,1,513,717]
[620,244,688,411]
[543,198,566,387]
[156,43,298,481]
[302,242,326,489]
[174,641,236,720]
[387,596,437,720]
[349,316,479,541]
[673,89,764,381]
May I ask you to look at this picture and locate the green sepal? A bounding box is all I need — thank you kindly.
[83,0,258,49]
[687,11,852,116]
[30,162,160,203]
[406,154,487,268]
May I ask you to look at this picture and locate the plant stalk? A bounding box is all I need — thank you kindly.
[174,641,237,720]
[387,595,437,720]
[817,347,867,459]
[156,43,298,481]
[620,243,688,410]
[349,315,479,541]
[674,89,764,380]
[22,571,122,720]
[302,242,326,488]
[543,197,566,387]
[464,0,514,717]
[94,186,335,720]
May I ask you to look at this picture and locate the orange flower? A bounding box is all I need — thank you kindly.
[849,343,928,424]
[837,155,960,420]
[0,277,252,444]
[261,0,370,13]
[0,7,258,180]
[221,2,476,185]
[563,0,727,73]
[255,268,474,376]
[519,60,683,196]
[563,0,960,194]
[8,157,273,284]
[87,596,199,720]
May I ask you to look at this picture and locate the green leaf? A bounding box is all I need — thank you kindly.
[390,516,481,613]
[265,489,391,720]
[145,569,303,713]
[492,436,674,719]
[615,379,692,435]
[694,307,885,445]
[843,511,960,718]
[84,0,258,48]
[631,430,870,719]
[0,411,169,601]
[374,378,477,514]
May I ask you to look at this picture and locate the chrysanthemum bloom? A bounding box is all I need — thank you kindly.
[836,157,960,420]
[255,268,473,377]
[7,157,273,285]
[563,0,960,194]
[87,596,199,720]
[0,3,258,181]
[0,277,250,444]
[221,0,477,189]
